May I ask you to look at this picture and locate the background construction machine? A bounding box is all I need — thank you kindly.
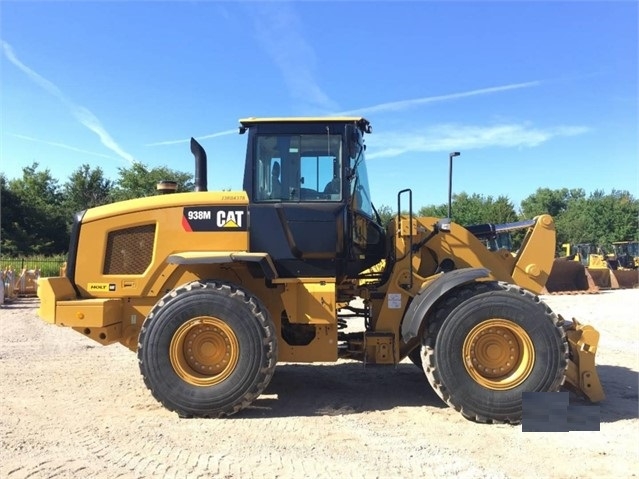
[546,242,638,292]
[612,241,639,269]
[610,241,639,289]
[37,117,603,424]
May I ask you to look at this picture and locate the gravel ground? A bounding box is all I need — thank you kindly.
[1,290,638,479]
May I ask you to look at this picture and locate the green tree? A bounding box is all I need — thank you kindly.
[375,204,396,227]
[418,192,517,226]
[487,196,519,224]
[417,203,447,219]
[111,163,193,201]
[553,196,589,247]
[522,188,638,250]
[63,164,113,214]
[1,173,29,255]
[576,190,638,246]
[519,187,585,218]
[1,163,68,255]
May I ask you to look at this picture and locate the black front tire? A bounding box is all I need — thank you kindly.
[422,282,567,424]
[137,281,277,418]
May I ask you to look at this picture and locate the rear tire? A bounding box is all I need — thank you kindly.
[422,282,567,424]
[138,281,277,418]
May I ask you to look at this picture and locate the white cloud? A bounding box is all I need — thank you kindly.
[339,81,542,116]
[249,4,339,113]
[2,40,136,165]
[145,129,237,147]
[366,123,591,159]
[7,133,119,160]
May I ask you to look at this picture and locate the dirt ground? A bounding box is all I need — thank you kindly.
[1,290,638,479]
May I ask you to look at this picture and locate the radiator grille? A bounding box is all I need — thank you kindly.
[103,224,156,274]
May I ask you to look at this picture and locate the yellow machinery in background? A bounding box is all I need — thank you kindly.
[547,243,638,291]
[610,241,639,288]
[612,241,639,269]
[37,117,604,424]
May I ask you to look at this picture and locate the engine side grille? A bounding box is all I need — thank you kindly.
[103,224,156,275]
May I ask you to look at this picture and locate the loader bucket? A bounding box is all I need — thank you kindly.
[586,268,616,289]
[545,258,598,293]
[611,269,639,289]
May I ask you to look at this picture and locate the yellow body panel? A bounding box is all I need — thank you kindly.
[73,192,249,299]
[37,276,77,323]
[426,215,555,295]
[81,191,248,222]
[275,278,338,362]
[277,325,339,363]
[73,323,122,346]
[511,215,556,293]
[56,298,123,328]
[37,275,125,345]
[279,280,336,324]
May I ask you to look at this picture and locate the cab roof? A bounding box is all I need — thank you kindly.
[239,117,371,133]
[240,116,366,125]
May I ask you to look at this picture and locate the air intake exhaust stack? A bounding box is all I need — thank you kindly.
[190,137,208,192]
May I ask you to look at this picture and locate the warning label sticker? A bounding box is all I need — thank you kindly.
[387,293,402,309]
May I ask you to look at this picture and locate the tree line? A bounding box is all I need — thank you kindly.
[1,162,637,256]
[1,162,192,255]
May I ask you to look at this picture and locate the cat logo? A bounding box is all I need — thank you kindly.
[216,210,244,228]
[182,206,248,232]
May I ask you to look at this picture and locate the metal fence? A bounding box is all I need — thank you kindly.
[1,257,66,299]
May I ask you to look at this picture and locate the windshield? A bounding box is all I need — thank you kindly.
[254,134,342,202]
[349,129,373,217]
[616,242,639,257]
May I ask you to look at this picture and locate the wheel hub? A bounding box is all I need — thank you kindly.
[170,316,239,387]
[463,319,534,390]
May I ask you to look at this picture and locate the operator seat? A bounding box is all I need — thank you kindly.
[323,176,340,194]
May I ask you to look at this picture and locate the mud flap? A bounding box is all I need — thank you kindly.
[563,317,605,402]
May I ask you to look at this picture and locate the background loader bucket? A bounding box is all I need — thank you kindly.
[611,269,639,289]
[545,259,598,293]
[586,268,616,289]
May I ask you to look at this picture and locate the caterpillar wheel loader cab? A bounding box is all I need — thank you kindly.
[38,117,603,424]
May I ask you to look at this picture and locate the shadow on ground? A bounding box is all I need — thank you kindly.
[566,364,639,423]
[240,362,445,418]
[240,363,638,423]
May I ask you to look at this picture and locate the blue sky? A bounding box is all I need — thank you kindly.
[1,1,637,213]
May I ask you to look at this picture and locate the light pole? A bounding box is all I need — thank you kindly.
[448,151,461,219]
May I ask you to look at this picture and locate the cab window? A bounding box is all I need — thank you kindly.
[254,134,342,202]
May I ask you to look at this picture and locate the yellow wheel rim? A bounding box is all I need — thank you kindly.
[462,319,535,390]
[170,317,239,387]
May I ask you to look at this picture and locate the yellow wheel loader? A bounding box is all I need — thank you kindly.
[612,241,639,269]
[37,117,603,423]
[610,241,639,289]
